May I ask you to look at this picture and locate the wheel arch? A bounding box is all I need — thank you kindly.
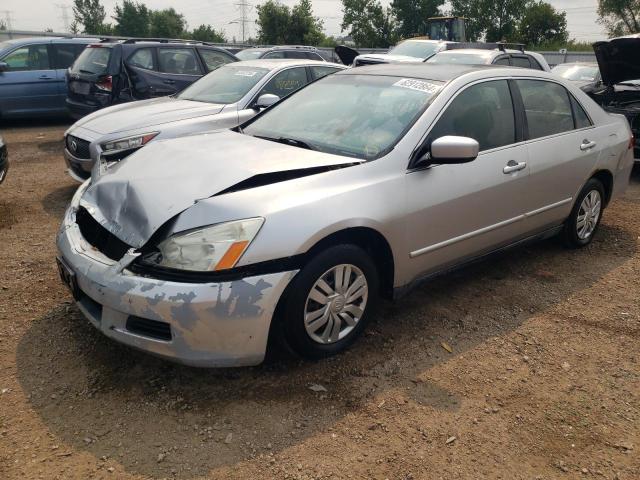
[591,169,614,207]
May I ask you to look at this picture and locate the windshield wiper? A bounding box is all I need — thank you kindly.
[254,135,316,150]
[78,69,96,74]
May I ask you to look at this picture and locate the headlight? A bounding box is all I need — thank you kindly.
[149,218,264,272]
[101,132,158,154]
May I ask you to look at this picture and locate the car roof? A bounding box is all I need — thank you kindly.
[1,36,96,46]
[337,63,498,81]
[397,38,451,44]
[226,59,343,70]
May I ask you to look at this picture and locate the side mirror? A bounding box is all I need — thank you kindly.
[0,62,8,72]
[254,93,280,109]
[429,135,479,164]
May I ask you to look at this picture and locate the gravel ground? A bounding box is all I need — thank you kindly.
[0,121,638,480]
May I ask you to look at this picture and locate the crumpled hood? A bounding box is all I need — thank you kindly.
[81,130,359,248]
[356,54,423,64]
[593,35,640,87]
[74,97,225,135]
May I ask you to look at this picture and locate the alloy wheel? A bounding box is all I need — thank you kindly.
[576,190,601,240]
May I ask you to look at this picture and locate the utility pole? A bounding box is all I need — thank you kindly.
[55,4,71,32]
[234,1,252,43]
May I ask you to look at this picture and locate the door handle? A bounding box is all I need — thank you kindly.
[503,160,527,174]
[580,139,597,151]
[39,75,53,80]
[163,79,175,84]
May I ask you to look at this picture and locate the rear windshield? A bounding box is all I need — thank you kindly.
[388,41,440,59]
[427,52,491,65]
[235,49,265,60]
[70,46,111,75]
[177,65,270,104]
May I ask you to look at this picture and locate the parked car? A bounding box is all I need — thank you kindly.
[0,134,7,185]
[0,36,96,119]
[335,39,453,66]
[427,45,550,71]
[551,62,601,93]
[65,39,238,119]
[57,64,634,367]
[64,59,344,180]
[590,35,640,160]
[235,45,326,61]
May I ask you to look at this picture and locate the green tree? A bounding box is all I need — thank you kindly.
[72,0,111,35]
[149,8,187,38]
[597,0,640,37]
[391,0,444,39]
[255,0,290,44]
[341,0,398,47]
[191,24,226,43]
[255,0,327,45]
[518,1,567,46]
[113,0,150,37]
[451,0,529,42]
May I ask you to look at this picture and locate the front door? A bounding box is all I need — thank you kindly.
[0,43,60,116]
[404,79,531,281]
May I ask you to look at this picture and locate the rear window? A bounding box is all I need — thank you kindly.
[71,46,111,75]
[128,48,155,70]
[158,48,201,75]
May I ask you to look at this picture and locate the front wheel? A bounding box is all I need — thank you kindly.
[563,178,605,248]
[278,244,380,359]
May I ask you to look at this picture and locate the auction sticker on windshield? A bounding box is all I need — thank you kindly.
[235,70,259,77]
[393,78,441,94]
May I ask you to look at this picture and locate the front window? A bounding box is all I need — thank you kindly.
[235,49,265,60]
[388,41,440,60]
[177,65,269,104]
[244,74,443,160]
[427,52,491,65]
[71,46,111,75]
[551,64,600,82]
[2,44,50,71]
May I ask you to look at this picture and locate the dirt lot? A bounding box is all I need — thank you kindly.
[0,121,638,480]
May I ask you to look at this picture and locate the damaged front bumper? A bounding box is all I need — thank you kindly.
[56,183,297,367]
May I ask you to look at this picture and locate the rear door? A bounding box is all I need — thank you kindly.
[51,43,87,109]
[514,79,604,231]
[153,47,204,94]
[0,42,61,116]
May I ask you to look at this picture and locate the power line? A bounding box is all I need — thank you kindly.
[232,1,252,43]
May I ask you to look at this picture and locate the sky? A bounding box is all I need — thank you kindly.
[1,0,606,42]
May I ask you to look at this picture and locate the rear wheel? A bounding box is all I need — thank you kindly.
[279,244,379,359]
[563,178,605,248]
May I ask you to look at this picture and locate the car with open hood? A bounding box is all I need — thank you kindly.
[56,64,634,367]
[63,59,345,180]
[335,39,454,67]
[590,34,640,160]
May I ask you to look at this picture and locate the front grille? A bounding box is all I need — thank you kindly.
[126,316,172,341]
[76,207,131,261]
[66,135,91,159]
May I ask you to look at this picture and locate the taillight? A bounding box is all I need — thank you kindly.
[630,135,636,150]
[96,75,112,92]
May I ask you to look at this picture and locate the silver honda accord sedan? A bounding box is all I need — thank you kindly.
[56,64,635,367]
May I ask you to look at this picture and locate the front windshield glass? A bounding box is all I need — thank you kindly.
[178,65,269,104]
[235,49,265,60]
[427,52,490,65]
[388,41,439,59]
[552,64,599,82]
[243,74,443,160]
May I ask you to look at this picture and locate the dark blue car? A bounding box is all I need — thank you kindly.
[0,37,95,119]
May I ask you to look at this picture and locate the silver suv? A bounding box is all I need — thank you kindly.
[57,64,634,367]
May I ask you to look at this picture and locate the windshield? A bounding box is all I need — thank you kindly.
[552,64,599,82]
[178,65,269,104]
[235,49,265,60]
[243,74,442,160]
[427,52,491,65]
[388,41,440,59]
[70,46,111,75]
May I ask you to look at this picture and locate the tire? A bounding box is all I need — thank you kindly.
[563,178,605,248]
[278,244,380,360]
